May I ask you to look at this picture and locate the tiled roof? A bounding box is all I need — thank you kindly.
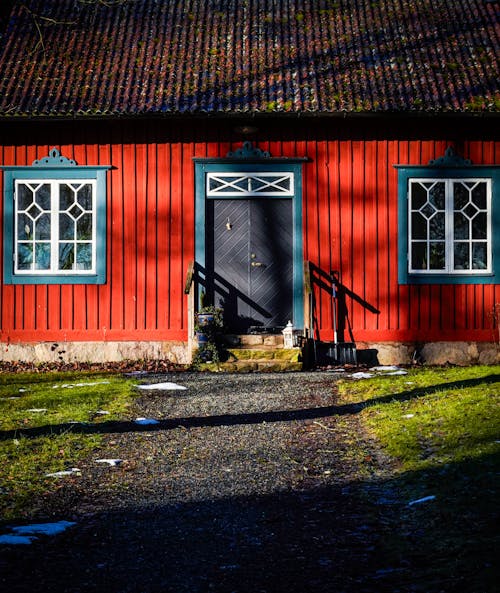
[0,0,498,117]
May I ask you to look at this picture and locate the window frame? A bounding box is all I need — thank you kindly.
[396,156,499,285]
[2,149,109,284]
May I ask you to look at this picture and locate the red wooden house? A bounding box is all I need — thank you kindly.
[0,0,498,365]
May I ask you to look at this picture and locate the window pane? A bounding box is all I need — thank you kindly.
[454,243,469,270]
[411,213,427,239]
[472,183,487,209]
[17,214,33,239]
[429,183,445,210]
[77,213,93,240]
[76,184,93,210]
[471,212,487,240]
[17,184,34,210]
[59,213,75,240]
[472,243,487,269]
[17,243,33,269]
[76,244,92,269]
[454,213,469,239]
[429,212,445,240]
[59,243,74,270]
[35,184,51,210]
[453,182,469,210]
[59,184,75,211]
[411,243,427,270]
[35,243,51,270]
[429,242,445,270]
[35,213,51,240]
[411,183,427,210]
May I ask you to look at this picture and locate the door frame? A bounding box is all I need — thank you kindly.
[194,149,306,329]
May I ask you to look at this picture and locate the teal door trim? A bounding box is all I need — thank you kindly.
[194,160,305,329]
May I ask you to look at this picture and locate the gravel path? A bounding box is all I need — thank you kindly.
[1,372,389,593]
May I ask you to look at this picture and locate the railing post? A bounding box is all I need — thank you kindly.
[303,260,312,338]
[184,261,195,363]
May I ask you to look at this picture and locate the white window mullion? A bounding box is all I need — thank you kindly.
[445,179,453,273]
[51,181,59,273]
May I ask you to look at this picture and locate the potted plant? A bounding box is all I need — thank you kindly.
[194,293,224,363]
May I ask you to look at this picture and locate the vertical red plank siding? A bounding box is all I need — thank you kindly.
[0,126,498,345]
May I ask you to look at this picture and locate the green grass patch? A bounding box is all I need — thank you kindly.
[338,365,500,592]
[337,365,500,472]
[0,371,136,520]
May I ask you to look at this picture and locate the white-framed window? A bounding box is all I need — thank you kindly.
[396,148,498,285]
[408,178,491,274]
[2,148,109,285]
[14,179,97,275]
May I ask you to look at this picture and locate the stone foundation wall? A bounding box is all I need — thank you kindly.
[357,341,500,366]
[0,340,498,367]
[0,341,190,366]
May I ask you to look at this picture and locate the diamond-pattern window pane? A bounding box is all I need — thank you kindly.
[77,214,93,240]
[18,184,34,210]
[472,183,487,209]
[35,213,51,240]
[14,179,97,276]
[429,183,445,209]
[59,213,75,240]
[429,212,445,240]
[76,184,93,210]
[411,213,427,239]
[35,184,51,210]
[59,184,75,211]
[17,214,32,240]
[472,213,487,240]
[453,183,469,210]
[454,213,469,240]
[411,183,427,210]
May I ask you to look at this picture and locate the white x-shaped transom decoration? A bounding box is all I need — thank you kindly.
[207,173,294,196]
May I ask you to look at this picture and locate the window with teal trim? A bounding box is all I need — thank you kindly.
[2,148,109,284]
[396,148,499,285]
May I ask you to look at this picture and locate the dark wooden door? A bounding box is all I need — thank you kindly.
[206,198,293,332]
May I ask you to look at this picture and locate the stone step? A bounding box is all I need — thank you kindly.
[193,346,303,372]
[222,334,285,349]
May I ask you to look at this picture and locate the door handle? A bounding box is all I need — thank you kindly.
[251,261,265,267]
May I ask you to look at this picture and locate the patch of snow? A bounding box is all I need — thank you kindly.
[408,495,436,506]
[0,521,76,545]
[403,414,415,419]
[53,381,111,390]
[45,468,81,478]
[386,370,408,376]
[12,521,76,536]
[94,410,110,415]
[351,372,374,380]
[370,365,401,372]
[0,534,37,545]
[137,382,187,391]
[134,417,160,425]
[26,408,48,413]
[95,459,123,467]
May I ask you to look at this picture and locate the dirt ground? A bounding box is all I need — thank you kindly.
[0,372,424,592]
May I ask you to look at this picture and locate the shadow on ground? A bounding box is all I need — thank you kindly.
[0,452,497,593]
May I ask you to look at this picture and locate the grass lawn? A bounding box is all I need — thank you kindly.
[337,364,500,592]
[0,371,135,521]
